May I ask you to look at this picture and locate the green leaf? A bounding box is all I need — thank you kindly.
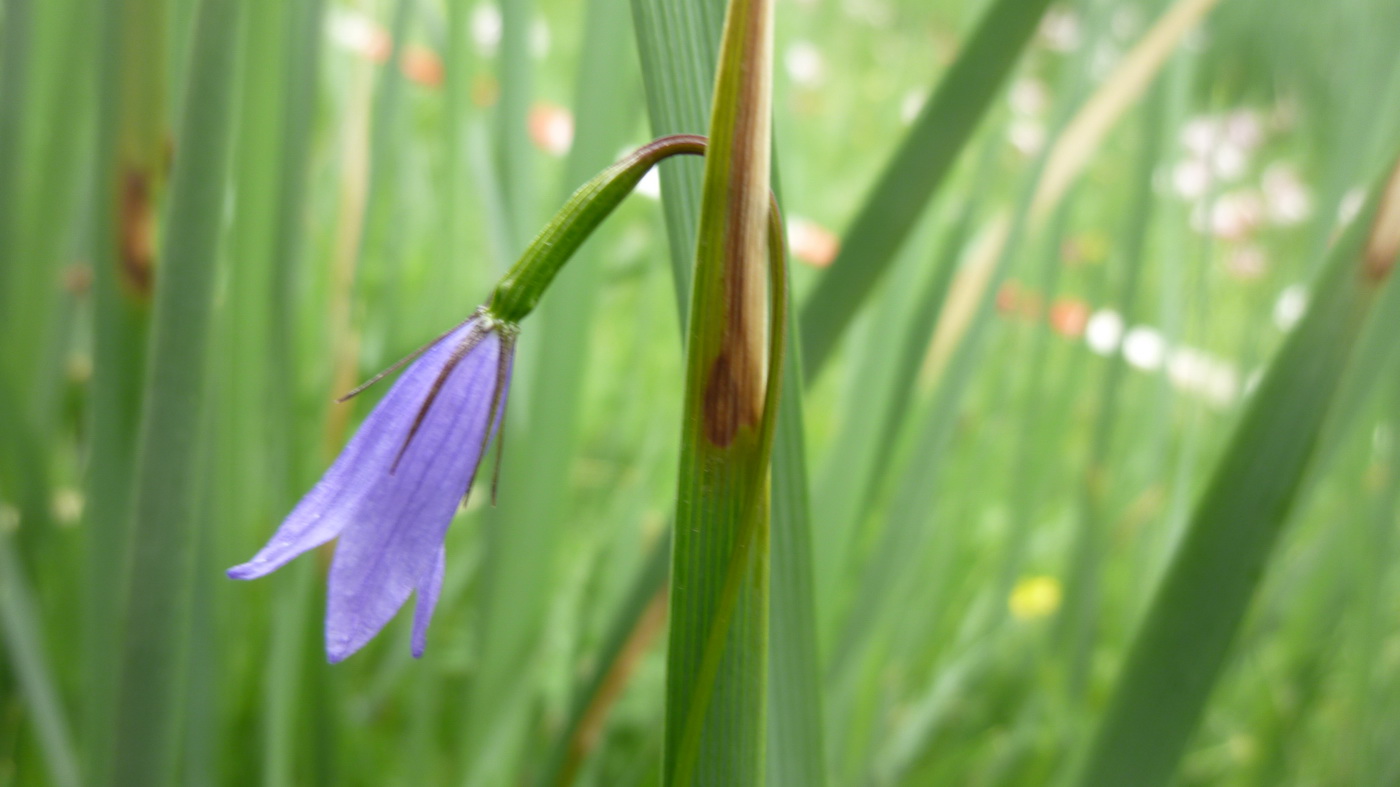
[82,0,157,775]
[665,0,778,783]
[103,0,241,781]
[1071,158,1400,787]
[633,1,827,782]
[0,484,80,787]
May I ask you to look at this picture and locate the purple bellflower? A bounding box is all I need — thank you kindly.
[228,309,516,662]
[228,135,714,663]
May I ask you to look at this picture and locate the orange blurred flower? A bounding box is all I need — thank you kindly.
[787,216,840,267]
[528,102,575,157]
[1048,298,1089,337]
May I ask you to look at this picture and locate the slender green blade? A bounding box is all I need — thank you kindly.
[82,0,161,773]
[472,0,638,781]
[797,0,1051,380]
[633,1,827,782]
[495,0,536,255]
[103,0,241,781]
[1057,81,1168,697]
[0,523,80,787]
[630,0,725,319]
[664,0,776,783]
[538,532,671,787]
[1072,158,1400,787]
[765,300,827,787]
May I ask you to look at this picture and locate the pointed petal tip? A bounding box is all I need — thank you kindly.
[325,635,359,664]
[226,563,263,580]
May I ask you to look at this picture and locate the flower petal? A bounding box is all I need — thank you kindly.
[410,546,446,658]
[324,331,510,663]
[227,320,481,581]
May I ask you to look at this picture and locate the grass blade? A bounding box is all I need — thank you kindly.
[0,527,80,787]
[664,0,777,782]
[83,0,159,776]
[633,3,828,782]
[629,0,725,319]
[765,304,828,787]
[537,532,671,787]
[103,0,241,781]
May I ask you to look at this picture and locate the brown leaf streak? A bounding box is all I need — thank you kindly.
[119,169,156,297]
[1364,161,1400,281]
[699,0,771,450]
[701,190,766,447]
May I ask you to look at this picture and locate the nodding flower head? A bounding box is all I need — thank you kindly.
[228,308,517,663]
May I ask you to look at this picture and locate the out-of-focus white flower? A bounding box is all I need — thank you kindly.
[327,8,391,61]
[900,88,927,125]
[1193,191,1264,241]
[1223,110,1264,151]
[530,17,551,59]
[1009,77,1048,117]
[1168,347,1239,406]
[1212,143,1248,181]
[1262,163,1313,226]
[1123,326,1167,371]
[784,41,825,87]
[1273,284,1308,331]
[1085,309,1124,356]
[1181,116,1222,158]
[1008,118,1046,156]
[528,103,573,157]
[1039,7,1081,52]
[1338,187,1366,226]
[1172,158,1213,200]
[472,4,502,55]
[1225,244,1267,280]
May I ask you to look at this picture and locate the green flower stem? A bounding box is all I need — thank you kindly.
[488,134,706,323]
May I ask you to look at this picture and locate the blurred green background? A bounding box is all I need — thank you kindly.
[3,0,1400,784]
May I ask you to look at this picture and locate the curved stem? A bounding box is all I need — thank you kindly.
[488,134,707,323]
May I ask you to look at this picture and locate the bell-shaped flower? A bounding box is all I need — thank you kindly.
[228,311,516,662]
[229,135,714,663]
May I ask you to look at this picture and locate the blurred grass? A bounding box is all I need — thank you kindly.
[1073,156,1400,787]
[5,0,1400,785]
[105,0,240,782]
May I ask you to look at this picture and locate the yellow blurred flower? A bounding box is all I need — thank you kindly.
[1009,575,1062,621]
